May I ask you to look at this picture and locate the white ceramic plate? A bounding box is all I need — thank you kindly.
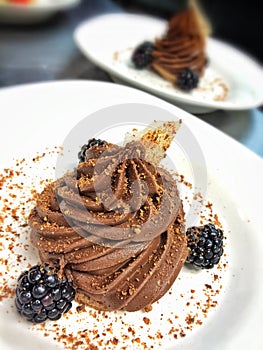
[74,13,263,114]
[0,0,80,24]
[0,81,262,350]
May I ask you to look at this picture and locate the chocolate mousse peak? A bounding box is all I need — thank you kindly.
[152,1,210,82]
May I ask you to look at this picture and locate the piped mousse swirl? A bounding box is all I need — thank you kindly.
[29,141,187,311]
[152,4,207,81]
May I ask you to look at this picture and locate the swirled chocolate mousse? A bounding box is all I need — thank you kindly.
[152,1,210,86]
[29,121,188,312]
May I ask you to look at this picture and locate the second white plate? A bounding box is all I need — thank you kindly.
[74,13,263,113]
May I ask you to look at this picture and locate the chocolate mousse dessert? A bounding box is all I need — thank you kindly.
[14,121,225,325]
[132,0,211,91]
[28,121,188,312]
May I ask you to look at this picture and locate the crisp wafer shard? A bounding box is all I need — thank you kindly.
[190,0,212,37]
[124,120,181,165]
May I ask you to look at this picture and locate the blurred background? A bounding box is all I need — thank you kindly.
[0,0,262,85]
[115,0,263,62]
[0,0,262,156]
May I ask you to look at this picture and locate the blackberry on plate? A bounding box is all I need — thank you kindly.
[131,41,155,69]
[185,223,224,269]
[15,265,75,323]
[176,68,199,91]
[78,138,106,162]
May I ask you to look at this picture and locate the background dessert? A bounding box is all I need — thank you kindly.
[152,1,209,83]
[132,0,212,92]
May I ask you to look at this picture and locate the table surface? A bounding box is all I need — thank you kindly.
[0,0,262,158]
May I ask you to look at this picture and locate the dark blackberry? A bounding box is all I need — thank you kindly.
[15,265,75,323]
[131,41,154,69]
[78,138,106,162]
[176,68,199,91]
[185,223,224,269]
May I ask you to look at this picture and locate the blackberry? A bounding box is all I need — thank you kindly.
[15,265,75,323]
[131,41,154,69]
[176,68,199,91]
[185,223,224,269]
[78,138,106,162]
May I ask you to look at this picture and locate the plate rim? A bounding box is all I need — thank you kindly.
[0,79,262,163]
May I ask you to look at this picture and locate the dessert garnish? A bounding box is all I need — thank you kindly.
[176,68,199,91]
[131,41,155,69]
[15,265,75,323]
[78,138,106,163]
[185,223,224,269]
[124,120,181,165]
